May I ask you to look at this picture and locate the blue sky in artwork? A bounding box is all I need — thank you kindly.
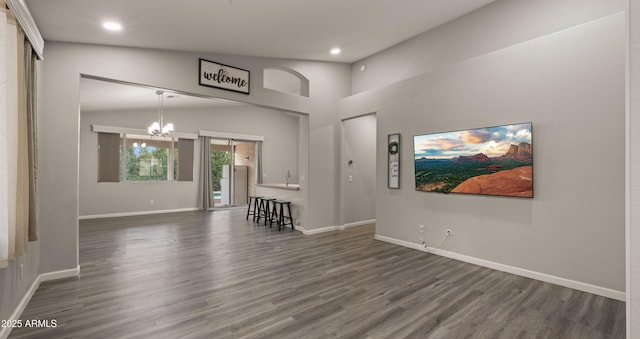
[413,123,532,159]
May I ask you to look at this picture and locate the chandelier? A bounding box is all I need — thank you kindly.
[148,90,174,136]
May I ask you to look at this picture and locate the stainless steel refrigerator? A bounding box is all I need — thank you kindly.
[221,165,248,206]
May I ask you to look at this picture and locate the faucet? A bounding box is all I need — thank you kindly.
[285,170,291,186]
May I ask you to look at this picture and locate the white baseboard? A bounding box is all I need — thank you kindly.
[374,234,625,301]
[297,225,340,235]
[40,266,80,282]
[298,219,376,235]
[0,266,80,339]
[79,207,200,220]
[339,219,376,230]
[0,277,40,339]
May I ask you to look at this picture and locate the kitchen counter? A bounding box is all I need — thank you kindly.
[254,184,304,227]
[256,183,300,191]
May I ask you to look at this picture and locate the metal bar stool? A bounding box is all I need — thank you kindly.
[246,195,261,221]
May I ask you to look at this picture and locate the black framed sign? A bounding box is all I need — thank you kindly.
[388,133,400,189]
[199,58,250,94]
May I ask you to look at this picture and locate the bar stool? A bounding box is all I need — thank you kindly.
[257,198,275,225]
[246,195,261,221]
[269,200,281,228]
[275,200,294,231]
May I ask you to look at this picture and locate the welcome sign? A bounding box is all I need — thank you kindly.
[199,58,250,94]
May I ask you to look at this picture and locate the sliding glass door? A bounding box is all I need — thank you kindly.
[210,139,256,208]
[210,139,232,207]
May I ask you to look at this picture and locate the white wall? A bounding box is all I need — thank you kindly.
[79,104,300,217]
[341,8,626,294]
[38,42,350,274]
[342,114,376,224]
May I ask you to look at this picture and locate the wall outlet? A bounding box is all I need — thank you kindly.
[150,199,154,205]
[445,229,453,236]
[419,224,424,233]
[348,175,353,182]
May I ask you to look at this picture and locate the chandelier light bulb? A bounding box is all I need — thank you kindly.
[148,122,161,135]
[162,123,174,134]
[148,90,175,137]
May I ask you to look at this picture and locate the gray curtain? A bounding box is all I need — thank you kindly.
[14,24,39,249]
[15,20,28,255]
[25,36,38,241]
[256,141,263,184]
[199,136,213,209]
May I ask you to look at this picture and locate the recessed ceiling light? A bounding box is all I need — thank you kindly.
[330,48,341,55]
[102,21,123,31]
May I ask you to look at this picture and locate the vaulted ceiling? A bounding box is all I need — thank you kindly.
[25,0,496,110]
[25,0,495,63]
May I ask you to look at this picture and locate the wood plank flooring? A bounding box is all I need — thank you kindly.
[10,209,625,338]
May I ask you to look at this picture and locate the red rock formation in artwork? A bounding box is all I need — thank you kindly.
[456,153,490,163]
[502,142,532,161]
[451,166,533,197]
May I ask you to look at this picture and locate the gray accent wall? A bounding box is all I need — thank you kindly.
[0,243,39,321]
[79,105,300,217]
[351,0,625,94]
[629,0,640,335]
[341,10,626,292]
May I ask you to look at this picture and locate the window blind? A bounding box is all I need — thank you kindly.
[177,138,194,181]
[97,132,120,182]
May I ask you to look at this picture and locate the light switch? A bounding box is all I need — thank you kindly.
[348,175,353,182]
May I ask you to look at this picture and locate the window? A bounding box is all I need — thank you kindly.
[97,132,194,182]
[122,134,175,181]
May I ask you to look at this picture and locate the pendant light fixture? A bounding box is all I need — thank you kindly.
[148,90,174,136]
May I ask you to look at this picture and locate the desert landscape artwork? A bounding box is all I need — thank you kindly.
[413,122,533,198]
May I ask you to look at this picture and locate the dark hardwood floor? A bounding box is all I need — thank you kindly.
[10,209,625,338]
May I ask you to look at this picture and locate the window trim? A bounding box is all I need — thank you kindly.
[92,124,198,140]
[198,130,264,142]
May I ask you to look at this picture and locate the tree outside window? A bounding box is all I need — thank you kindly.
[120,134,175,181]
